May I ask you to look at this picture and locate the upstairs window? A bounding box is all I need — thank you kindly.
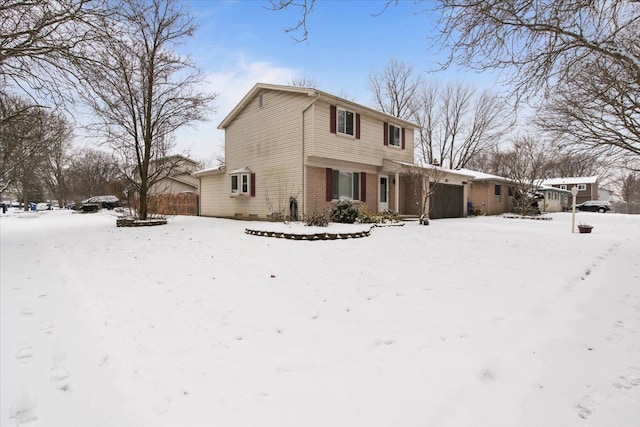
[577,184,586,191]
[337,108,355,136]
[388,124,401,147]
[560,184,567,190]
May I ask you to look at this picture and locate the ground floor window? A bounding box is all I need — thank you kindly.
[332,170,360,200]
[230,172,253,195]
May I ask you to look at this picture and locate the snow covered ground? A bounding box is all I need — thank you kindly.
[1,209,639,427]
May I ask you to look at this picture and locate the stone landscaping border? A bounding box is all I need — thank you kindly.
[502,214,553,221]
[245,228,371,240]
[117,217,167,227]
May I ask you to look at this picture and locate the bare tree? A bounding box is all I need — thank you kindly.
[76,0,216,220]
[268,0,315,42]
[289,76,317,88]
[501,136,553,216]
[369,59,422,120]
[539,57,640,164]
[66,148,120,200]
[0,97,58,208]
[545,149,610,179]
[272,1,640,161]
[0,0,109,103]
[431,0,640,160]
[40,111,74,207]
[413,81,509,170]
[619,172,640,204]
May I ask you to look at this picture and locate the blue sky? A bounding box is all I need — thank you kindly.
[176,0,503,165]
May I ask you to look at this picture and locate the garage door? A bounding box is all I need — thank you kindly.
[430,183,464,219]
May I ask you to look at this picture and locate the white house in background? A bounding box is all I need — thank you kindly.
[598,187,618,202]
[537,185,572,212]
[542,176,599,205]
[147,155,199,196]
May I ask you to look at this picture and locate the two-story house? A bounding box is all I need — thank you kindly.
[196,83,472,220]
[542,176,599,205]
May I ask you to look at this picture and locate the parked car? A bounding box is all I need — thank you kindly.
[35,202,52,211]
[576,200,611,213]
[80,195,120,211]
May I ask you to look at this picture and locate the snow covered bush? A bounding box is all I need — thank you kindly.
[330,200,359,224]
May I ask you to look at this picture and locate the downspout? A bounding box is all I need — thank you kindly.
[301,93,319,218]
[197,175,201,216]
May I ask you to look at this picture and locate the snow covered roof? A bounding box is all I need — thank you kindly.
[542,176,598,185]
[385,160,476,179]
[193,166,225,177]
[538,185,572,194]
[456,168,515,184]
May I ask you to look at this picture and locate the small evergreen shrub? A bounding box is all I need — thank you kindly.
[330,200,359,223]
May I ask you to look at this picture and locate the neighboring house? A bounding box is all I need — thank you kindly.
[598,187,617,202]
[542,176,599,205]
[538,185,572,212]
[457,168,516,215]
[147,155,199,195]
[196,83,472,220]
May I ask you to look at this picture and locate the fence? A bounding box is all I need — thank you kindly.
[146,193,198,216]
[612,201,640,214]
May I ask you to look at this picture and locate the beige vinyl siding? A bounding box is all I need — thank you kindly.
[199,172,228,217]
[221,89,308,218]
[308,100,415,166]
[149,178,196,196]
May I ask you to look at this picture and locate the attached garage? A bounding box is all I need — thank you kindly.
[430,183,464,219]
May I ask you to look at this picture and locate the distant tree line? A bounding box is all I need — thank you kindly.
[1,0,216,218]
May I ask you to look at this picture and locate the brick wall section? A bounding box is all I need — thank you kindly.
[468,181,513,215]
[306,166,331,214]
[306,166,379,216]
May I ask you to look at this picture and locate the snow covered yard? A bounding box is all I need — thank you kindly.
[1,210,639,427]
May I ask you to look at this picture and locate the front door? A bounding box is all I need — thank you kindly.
[379,175,389,212]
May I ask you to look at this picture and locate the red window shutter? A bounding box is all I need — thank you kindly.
[355,113,361,139]
[361,172,366,202]
[383,122,388,146]
[401,128,406,150]
[330,106,336,134]
[250,173,256,197]
[326,168,332,201]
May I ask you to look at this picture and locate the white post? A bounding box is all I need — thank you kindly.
[571,186,579,233]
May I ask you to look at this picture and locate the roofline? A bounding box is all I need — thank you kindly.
[218,82,421,130]
[194,166,226,177]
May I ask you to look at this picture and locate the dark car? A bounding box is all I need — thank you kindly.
[80,195,121,211]
[576,200,611,213]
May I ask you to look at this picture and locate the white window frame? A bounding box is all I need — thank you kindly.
[332,169,360,201]
[577,184,587,191]
[388,123,401,147]
[230,173,250,196]
[560,184,567,190]
[337,107,355,136]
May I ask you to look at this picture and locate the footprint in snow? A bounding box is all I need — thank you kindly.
[50,367,71,393]
[10,396,38,425]
[40,321,55,335]
[16,346,34,364]
[20,307,34,316]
